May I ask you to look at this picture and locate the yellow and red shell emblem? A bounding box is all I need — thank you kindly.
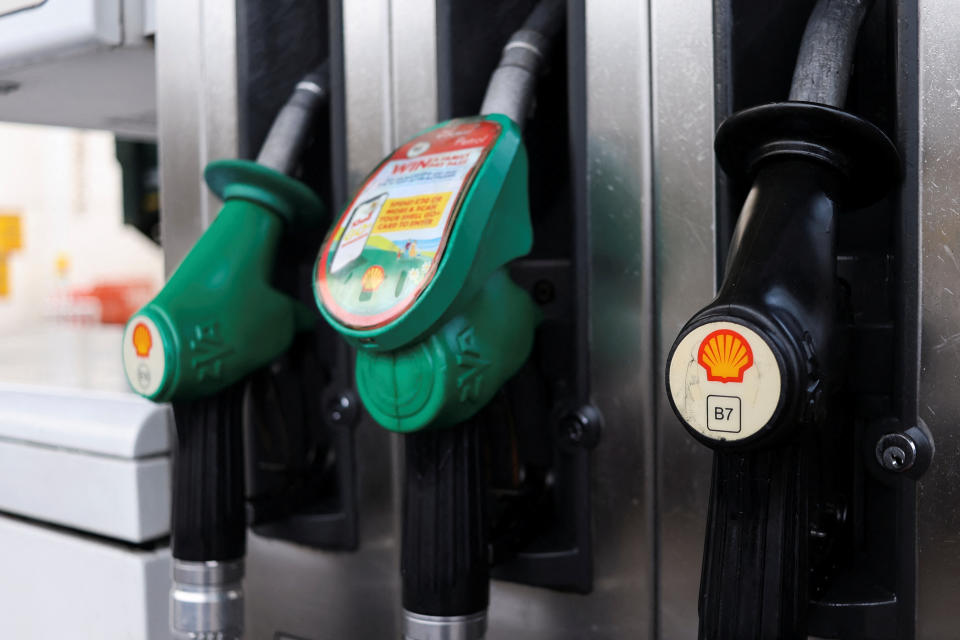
[697,328,753,383]
[361,265,386,292]
[132,322,152,358]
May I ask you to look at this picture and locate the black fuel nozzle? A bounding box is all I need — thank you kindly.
[667,102,898,640]
[669,103,899,454]
[665,3,899,634]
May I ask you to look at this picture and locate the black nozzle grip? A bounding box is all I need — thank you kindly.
[171,383,247,562]
[401,421,489,617]
[699,444,808,640]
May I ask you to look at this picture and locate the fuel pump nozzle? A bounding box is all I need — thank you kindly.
[665,1,899,638]
[121,67,328,640]
[312,3,563,639]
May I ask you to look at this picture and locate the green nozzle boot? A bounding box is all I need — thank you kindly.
[122,159,325,402]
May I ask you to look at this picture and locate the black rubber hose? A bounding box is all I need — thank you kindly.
[256,61,330,175]
[789,0,875,107]
[522,0,565,45]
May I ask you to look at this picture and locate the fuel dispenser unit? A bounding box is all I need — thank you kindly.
[313,2,564,638]
[666,0,932,638]
[121,70,328,640]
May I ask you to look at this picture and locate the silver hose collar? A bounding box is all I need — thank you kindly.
[402,610,487,640]
[171,559,245,640]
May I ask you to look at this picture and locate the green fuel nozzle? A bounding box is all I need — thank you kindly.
[313,113,540,433]
[314,111,539,640]
[122,67,328,640]
[123,64,329,403]
[313,3,563,639]
[312,0,564,433]
[122,160,323,402]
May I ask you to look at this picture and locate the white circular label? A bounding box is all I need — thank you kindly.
[668,321,782,442]
[122,314,167,398]
[406,141,430,157]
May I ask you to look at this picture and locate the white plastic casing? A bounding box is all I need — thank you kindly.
[0,514,170,639]
[0,383,171,542]
[0,0,156,138]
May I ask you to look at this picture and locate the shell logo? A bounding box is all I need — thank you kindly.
[361,265,386,293]
[697,328,753,383]
[132,322,152,358]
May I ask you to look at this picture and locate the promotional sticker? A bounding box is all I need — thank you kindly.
[668,321,782,442]
[316,118,502,329]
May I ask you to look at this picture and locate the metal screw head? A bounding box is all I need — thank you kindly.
[876,433,917,472]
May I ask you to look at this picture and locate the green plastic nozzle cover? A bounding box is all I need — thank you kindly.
[313,114,539,432]
[122,159,325,402]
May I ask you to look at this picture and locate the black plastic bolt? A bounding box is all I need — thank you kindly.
[325,391,358,428]
[559,405,603,450]
[533,279,555,304]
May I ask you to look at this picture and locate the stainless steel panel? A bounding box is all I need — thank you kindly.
[650,0,717,637]
[156,0,238,272]
[343,0,393,190]
[540,0,658,638]
[247,2,404,639]
[389,0,438,144]
[342,0,436,186]
[245,529,400,639]
[916,2,960,638]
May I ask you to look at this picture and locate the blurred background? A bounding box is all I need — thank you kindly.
[0,124,162,390]
[0,0,160,392]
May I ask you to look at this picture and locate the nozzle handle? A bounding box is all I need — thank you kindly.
[401,421,489,619]
[171,382,247,562]
[699,445,809,640]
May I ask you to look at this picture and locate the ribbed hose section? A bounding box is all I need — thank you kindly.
[699,443,809,640]
[171,382,247,562]
[402,421,489,618]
